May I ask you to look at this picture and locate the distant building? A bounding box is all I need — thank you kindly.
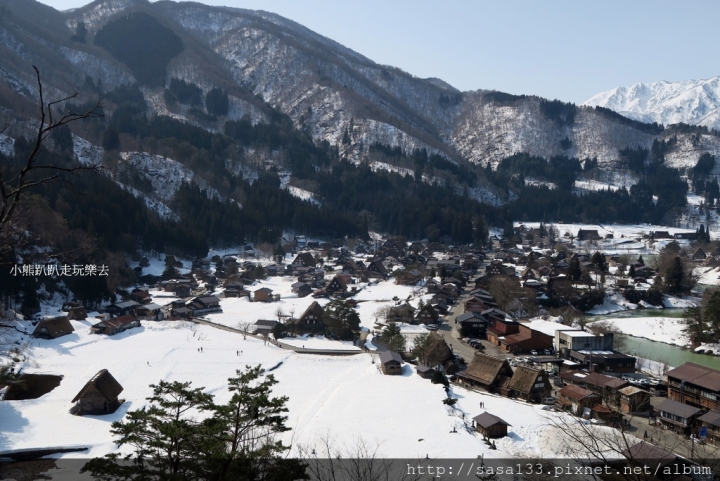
[379,351,403,375]
[32,317,74,339]
[472,412,510,439]
[90,315,140,336]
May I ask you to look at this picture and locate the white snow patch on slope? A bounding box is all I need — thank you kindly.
[72,135,104,167]
[0,134,14,157]
[115,182,178,221]
[286,185,320,205]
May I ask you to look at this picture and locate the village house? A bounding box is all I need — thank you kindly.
[104,300,140,317]
[558,384,601,416]
[71,369,124,415]
[692,248,707,262]
[187,296,222,316]
[254,319,278,336]
[567,350,636,374]
[617,386,652,414]
[414,303,439,325]
[496,323,553,354]
[32,317,74,339]
[292,301,325,331]
[486,318,520,346]
[379,351,403,375]
[291,252,316,268]
[666,362,720,412]
[128,288,152,305]
[698,409,720,445]
[134,303,163,321]
[576,229,601,241]
[456,353,513,394]
[67,306,87,321]
[472,412,510,439]
[291,282,313,298]
[656,398,702,435]
[326,274,349,296]
[90,315,140,335]
[416,364,436,379]
[504,365,550,403]
[455,312,488,337]
[366,259,389,279]
[253,287,274,302]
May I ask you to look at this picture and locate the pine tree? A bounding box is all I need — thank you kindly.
[665,256,685,293]
[568,256,581,281]
[382,322,406,353]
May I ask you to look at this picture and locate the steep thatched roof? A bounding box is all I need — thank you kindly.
[420,332,453,366]
[504,365,541,394]
[72,369,123,402]
[32,317,74,338]
[463,353,509,385]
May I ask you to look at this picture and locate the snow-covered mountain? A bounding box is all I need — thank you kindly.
[2,0,720,180]
[583,77,720,131]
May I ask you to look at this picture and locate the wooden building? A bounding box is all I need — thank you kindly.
[379,351,403,375]
[292,301,325,331]
[71,369,123,415]
[472,412,510,439]
[456,354,513,394]
[67,306,87,320]
[656,398,702,435]
[90,315,140,336]
[416,364,436,379]
[32,317,74,339]
[666,362,720,412]
[558,384,601,416]
[253,287,274,302]
[504,366,550,403]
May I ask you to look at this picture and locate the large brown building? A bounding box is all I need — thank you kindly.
[666,362,720,412]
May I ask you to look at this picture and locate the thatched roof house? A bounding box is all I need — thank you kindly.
[457,353,512,393]
[71,369,123,415]
[32,317,74,339]
[504,365,550,402]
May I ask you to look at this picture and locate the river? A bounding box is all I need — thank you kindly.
[592,308,720,370]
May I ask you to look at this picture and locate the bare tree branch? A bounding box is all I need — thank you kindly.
[0,65,103,232]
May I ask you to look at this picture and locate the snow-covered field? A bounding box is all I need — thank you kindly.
[279,335,360,351]
[0,317,586,460]
[588,317,690,348]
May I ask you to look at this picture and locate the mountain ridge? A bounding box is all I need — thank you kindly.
[583,77,720,132]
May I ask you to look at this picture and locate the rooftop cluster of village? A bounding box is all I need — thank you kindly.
[8,222,720,473]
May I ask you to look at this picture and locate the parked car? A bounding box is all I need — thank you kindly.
[426,324,439,331]
[542,396,556,405]
[542,349,551,356]
[530,350,539,356]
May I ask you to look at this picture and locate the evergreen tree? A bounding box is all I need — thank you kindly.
[322,299,360,340]
[162,263,179,280]
[628,264,636,278]
[381,321,406,353]
[568,256,581,281]
[665,256,685,293]
[82,367,303,481]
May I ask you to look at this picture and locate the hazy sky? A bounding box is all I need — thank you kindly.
[35,0,720,103]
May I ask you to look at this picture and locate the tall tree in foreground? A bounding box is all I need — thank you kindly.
[82,365,305,481]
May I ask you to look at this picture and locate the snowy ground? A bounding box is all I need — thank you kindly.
[280,335,360,351]
[0,317,586,461]
[587,317,690,348]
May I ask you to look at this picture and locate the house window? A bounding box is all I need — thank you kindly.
[701,391,717,401]
[534,382,544,389]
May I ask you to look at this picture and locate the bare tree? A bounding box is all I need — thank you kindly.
[0,66,102,331]
[546,411,720,481]
[237,321,253,340]
[298,433,424,481]
[0,66,103,233]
